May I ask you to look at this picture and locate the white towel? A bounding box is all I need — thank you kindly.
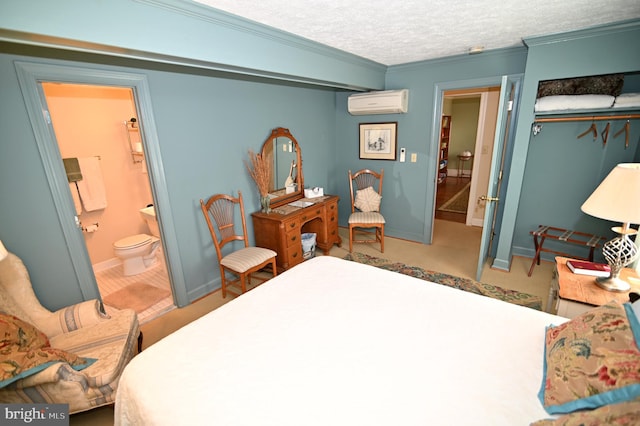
[76,157,107,211]
[69,182,82,215]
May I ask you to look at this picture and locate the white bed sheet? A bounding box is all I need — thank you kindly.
[115,256,566,426]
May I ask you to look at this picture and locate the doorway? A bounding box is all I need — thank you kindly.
[434,87,500,226]
[41,82,175,323]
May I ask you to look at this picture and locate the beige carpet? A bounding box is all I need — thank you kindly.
[437,182,470,213]
[103,282,171,313]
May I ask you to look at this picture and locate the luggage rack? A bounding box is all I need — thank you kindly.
[528,225,606,277]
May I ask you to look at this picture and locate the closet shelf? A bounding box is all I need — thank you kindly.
[534,106,640,123]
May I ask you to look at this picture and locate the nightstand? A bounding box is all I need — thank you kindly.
[548,256,640,318]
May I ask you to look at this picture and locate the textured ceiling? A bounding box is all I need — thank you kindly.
[193,0,640,65]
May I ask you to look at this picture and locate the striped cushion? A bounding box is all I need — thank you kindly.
[349,211,385,224]
[0,308,139,414]
[221,247,277,272]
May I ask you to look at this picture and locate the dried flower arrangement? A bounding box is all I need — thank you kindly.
[245,150,272,213]
[245,149,271,196]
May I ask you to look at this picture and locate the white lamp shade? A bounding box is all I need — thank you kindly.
[0,240,7,261]
[581,163,640,224]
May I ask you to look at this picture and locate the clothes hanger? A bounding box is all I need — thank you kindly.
[614,120,630,148]
[601,122,610,145]
[577,121,598,141]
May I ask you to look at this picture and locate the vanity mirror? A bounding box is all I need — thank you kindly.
[261,127,304,208]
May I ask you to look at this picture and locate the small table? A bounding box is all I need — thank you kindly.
[457,154,473,179]
[548,256,640,317]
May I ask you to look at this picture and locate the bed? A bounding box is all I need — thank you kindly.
[114,256,640,425]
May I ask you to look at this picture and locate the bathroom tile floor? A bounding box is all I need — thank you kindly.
[95,252,175,325]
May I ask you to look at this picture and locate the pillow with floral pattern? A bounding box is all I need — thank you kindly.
[538,301,640,414]
[0,313,95,388]
[531,398,640,425]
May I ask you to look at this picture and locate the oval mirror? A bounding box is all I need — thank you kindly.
[261,127,304,208]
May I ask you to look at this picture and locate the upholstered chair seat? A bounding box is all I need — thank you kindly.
[0,250,140,414]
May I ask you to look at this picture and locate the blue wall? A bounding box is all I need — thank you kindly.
[493,20,640,269]
[334,49,528,242]
[0,44,338,309]
[1,2,639,309]
[0,0,385,90]
[515,122,640,262]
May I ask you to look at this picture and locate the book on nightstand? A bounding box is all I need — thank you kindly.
[566,260,611,277]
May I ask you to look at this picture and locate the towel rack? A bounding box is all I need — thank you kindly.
[124,119,144,164]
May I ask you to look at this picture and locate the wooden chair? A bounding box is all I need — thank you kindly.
[200,191,277,298]
[348,169,385,253]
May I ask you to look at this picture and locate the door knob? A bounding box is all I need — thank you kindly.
[479,195,499,202]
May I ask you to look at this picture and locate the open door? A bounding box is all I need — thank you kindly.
[475,75,521,280]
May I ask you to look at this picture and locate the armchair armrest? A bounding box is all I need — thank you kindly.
[39,300,110,337]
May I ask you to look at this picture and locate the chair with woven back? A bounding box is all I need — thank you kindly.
[200,191,277,298]
[348,169,385,253]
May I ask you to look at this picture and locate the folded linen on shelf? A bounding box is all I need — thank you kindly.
[534,94,615,112]
[613,92,640,108]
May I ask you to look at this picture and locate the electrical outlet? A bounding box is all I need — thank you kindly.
[399,147,406,162]
[411,153,417,162]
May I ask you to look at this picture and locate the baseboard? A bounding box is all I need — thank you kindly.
[92,257,122,272]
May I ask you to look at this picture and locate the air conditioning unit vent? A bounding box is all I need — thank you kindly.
[347,89,409,115]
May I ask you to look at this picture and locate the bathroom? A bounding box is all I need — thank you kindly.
[42,82,175,323]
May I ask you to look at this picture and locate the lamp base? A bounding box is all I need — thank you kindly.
[595,276,631,292]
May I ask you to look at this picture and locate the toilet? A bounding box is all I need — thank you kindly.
[113,206,161,276]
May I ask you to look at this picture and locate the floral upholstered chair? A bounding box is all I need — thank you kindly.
[0,243,141,414]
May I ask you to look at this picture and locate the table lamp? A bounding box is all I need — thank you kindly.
[581,163,640,292]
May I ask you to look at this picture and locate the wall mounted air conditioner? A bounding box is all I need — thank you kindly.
[347,89,409,115]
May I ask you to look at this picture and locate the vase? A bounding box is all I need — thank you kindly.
[260,195,271,214]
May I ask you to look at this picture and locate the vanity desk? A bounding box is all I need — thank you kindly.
[252,195,341,271]
[250,127,341,272]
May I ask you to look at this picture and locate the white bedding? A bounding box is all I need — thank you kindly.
[115,256,566,425]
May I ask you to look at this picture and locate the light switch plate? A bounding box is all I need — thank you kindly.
[400,147,406,162]
[411,153,417,162]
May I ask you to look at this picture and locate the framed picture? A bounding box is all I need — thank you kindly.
[359,122,398,160]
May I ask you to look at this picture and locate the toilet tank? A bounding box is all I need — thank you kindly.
[139,206,160,237]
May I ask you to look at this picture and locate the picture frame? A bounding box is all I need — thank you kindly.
[359,122,398,160]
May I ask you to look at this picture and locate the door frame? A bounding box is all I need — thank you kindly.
[15,61,188,307]
[427,75,521,251]
[427,76,503,243]
[440,90,491,227]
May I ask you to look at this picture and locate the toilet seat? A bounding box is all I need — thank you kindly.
[114,234,152,250]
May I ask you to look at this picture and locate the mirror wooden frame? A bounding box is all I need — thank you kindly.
[261,127,304,208]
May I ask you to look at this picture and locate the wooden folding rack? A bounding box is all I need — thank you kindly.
[528,225,606,277]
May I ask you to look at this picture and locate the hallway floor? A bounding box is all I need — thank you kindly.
[435,175,470,223]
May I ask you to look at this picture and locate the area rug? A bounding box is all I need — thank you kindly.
[437,182,470,214]
[103,282,171,313]
[344,252,542,310]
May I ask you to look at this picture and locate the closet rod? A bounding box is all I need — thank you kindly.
[534,113,640,123]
